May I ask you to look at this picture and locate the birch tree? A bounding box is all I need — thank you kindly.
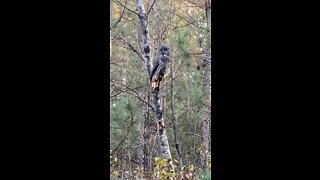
[136,0,174,175]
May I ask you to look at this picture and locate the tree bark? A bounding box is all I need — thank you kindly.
[136,0,152,76]
[200,0,211,169]
[152,91,175,174]
[136,0,174,174]
[136,0,153,176]
[152,92,172,159]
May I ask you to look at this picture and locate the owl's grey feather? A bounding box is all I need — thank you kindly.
[150,45,171,92]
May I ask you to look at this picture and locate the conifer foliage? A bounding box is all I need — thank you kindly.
[110,0,211,179]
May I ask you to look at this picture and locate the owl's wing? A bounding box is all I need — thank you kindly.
[150,60,160,82]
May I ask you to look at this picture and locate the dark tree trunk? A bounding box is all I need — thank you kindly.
[200,0,212,169]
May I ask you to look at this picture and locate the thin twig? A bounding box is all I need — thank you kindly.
[147,0,156,16]
[114,0,140,17]
[169,52,183,168]
[110,27,145,62]
[113,82,156,113]
[112,0,127,28]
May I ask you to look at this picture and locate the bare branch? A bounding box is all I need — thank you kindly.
[169,51,183,168]
[180,131,202,138]
[113,82,156,113]
[112,0,127,28]
[114,0,139,17]
[110,27,145,62]
[155,8,207,31]
[147,0,156,16]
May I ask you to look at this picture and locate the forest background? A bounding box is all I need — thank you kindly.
[110,0,211,179]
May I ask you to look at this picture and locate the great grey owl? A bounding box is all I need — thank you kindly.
[150,45,171,93]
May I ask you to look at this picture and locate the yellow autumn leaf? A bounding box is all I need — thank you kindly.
[189,164,194,172]
[113,171,120,177]
[155,157,161,163]
[160,173,164,180]
[158,159,168,166]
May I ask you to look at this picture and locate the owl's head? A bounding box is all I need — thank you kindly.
[158,45,170,57]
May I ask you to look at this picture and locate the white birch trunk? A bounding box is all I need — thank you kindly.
[136,0,153,76]
[136,0,153,176]
[136,0,174,175]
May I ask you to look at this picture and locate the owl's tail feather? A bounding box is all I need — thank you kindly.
[151,81,158,89]
[151,77,159,89]
[151,76,161,93]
